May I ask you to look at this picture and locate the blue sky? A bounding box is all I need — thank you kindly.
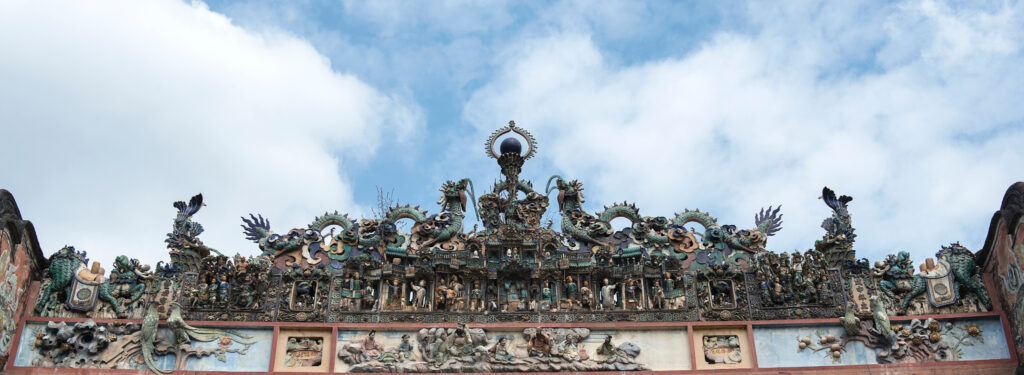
[199,0,754,210]
[1,0,1022,269]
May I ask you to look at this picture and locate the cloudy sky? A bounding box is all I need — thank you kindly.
[1,0,1022,269]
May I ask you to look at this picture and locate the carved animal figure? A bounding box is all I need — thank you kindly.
[413,179,478,249]
[34,246,123,316]
[876,251,914,301]
[167,304,254,345]
[840,305,861,336]
[243,179,476,263]
[814,186,856,266]
[167,194,221,257]
[141,304,168,374]
[898,243,992,311]
[545,176,604,248]
[870,296,892,341]
[109,255,151,309]
[547,175,782,255]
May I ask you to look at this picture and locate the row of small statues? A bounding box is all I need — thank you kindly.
[336,275,689,313]
[751,250,835,306]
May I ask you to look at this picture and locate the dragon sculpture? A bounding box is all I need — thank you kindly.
[408,178,479,251]
[242,179,477,266]
[34,246,124,317]
[546,175,782,266]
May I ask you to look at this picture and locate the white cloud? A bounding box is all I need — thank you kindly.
[0,0,421,267]
[465,0,1024,262]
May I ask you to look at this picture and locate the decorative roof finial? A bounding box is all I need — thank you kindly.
[484,120,537,160]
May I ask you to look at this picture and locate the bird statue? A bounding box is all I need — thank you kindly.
[870,296,892,341]
[167,303,256,345]
[839,304,861,337]
[141,305,170,374]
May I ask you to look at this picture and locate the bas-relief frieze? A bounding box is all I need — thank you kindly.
[13,318,272,372]
[754,316,1010,367]
[334,326,689,372]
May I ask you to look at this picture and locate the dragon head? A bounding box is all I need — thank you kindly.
[439,178,478,222]
[545,176,584,211]
[439,179,468,209]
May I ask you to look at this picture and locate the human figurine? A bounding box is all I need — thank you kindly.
[350,273,363,292]
[650,281,665,309]
[349,273,364,311]
[363,283,377,310]
[470,281,483,311]
[487,283,499,311]
[489,336,515,362]
[412,279,427,310]
[432,330,450,366]
[596,335,618,363]
[388,279,402,308]
[446,286,458,311]
[448,325,474,357]
[528,329,551,357]
[519,281,529,310]
[506,281,517,311]
[361,330,384,360]
[506,248,513,259]
[194,282,208,307]
[541,282,554,310]
[559,334,581,361]
[436,278,449,311]
[600,279,616,310]
[449,276,463,310]
[564,276,578,305]
[626,280,638,301]
[580,280,593,309]
[218,274,230,303]
[397,334,414,361]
